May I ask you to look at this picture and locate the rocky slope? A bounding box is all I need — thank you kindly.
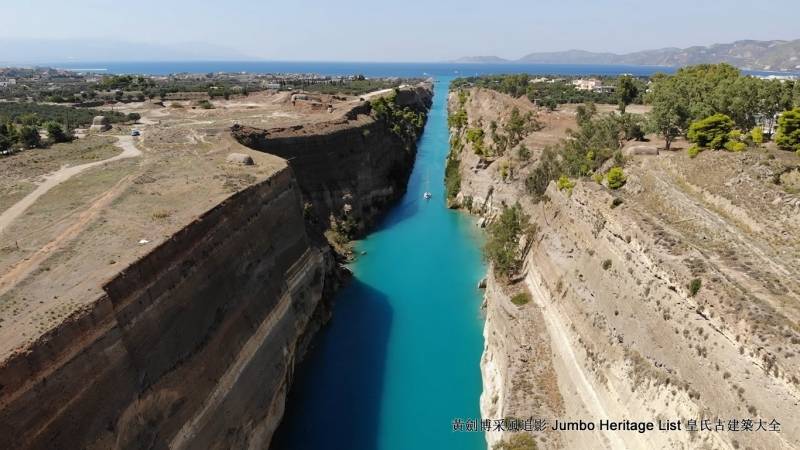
[449,87,800,449]
[0,84,432,449]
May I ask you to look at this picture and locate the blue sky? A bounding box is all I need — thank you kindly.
[2,0,799,61]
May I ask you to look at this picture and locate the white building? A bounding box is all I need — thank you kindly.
[572,78,601,91]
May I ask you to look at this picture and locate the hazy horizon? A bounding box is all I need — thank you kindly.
[2,0,799,63]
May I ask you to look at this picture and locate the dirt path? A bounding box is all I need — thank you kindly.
[0,135,142,235]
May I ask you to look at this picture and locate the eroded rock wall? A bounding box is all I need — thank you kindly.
[0,166,338,449]
[233,84,433,235]
[451,85,800,449]
[0,84,433,450]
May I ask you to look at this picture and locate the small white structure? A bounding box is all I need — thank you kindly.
[572,78,601,91]
[89,116,111,132]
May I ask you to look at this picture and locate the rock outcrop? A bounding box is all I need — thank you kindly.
[89,115,111,132]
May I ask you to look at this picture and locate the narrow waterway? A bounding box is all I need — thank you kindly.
[272,77,487,450]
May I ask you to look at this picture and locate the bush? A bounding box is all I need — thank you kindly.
[18,125,41,148]
[445,155,461,199]
[196,100,214,109]
[557,175,575,193]
[602,259,612,270]
[776,108,800,151]
[0,102,126,127]
[517,144,531,160]
[611,197,624,208]
[687,144,701,158]
[45,122,72,143]
[494,434,537,450]
[688,278,702,297]
[484,204,530,279]
[606,167,626,189]
[687,114,735,150]
[751,126,764,146]
[127,112,141,122]
[724,140,747,152]
[510,292,531,306]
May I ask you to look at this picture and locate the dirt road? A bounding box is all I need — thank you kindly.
[0,135,142,234]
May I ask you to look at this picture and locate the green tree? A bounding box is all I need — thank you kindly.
[756,80,790,137]
[484,204,530,279]
[775,108,800,151]
[687,114,735,150]
[505,107,527,147]
[793,81,800,108]
[18,125,41,148]
[647,78,689,150]
[616,75,638,113]
[127,112,141,122]
[45,122,72,143]
[576,102,597,126]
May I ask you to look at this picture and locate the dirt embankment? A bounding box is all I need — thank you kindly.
[0,83,433,449]
[451,87,800,450]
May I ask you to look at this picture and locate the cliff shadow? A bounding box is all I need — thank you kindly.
[271,279,393,450]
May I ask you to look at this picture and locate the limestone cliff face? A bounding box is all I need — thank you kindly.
[0,167,335,450]
[0,84,432,450]
[233,84,433,236]
[451,86,800,449]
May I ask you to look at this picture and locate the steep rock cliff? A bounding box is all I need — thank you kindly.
[449,86,800,449]
[233,84,433,237]
[0,84,433,449]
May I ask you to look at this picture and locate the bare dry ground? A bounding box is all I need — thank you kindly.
[0,91,367,361]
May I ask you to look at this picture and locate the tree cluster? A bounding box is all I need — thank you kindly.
[647,64,796,150]
[484,203,532,279]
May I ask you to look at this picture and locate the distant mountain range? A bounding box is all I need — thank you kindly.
[454,39,800,72]
[0,38,254,64]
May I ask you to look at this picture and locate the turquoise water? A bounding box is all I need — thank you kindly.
[271,77,487,450]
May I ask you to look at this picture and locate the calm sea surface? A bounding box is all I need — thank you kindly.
[51,60,678,77]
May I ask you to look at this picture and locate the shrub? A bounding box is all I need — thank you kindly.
[445,155,461,198]
[484,204,531,279]
[775,108,800,151]
[688,278,702,297]
[196,100,214,109]
[510,292,531,306]
[687,144,701,158]
[611,197,624,208]
[687,114,735,150]
[602,259,612,270]
[466,127,485,155]
[127,112,141,122]
[494,434,537,450]
[448,107,468,130]
[606,167,626,189]
[724,140,747,152]
[751,126,764,146]
[18,125,41,148]
[517,144,531,160]
[45,122,72,143]
[557,175,575,193]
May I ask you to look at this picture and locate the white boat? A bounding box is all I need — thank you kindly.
[423,170,432,200]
